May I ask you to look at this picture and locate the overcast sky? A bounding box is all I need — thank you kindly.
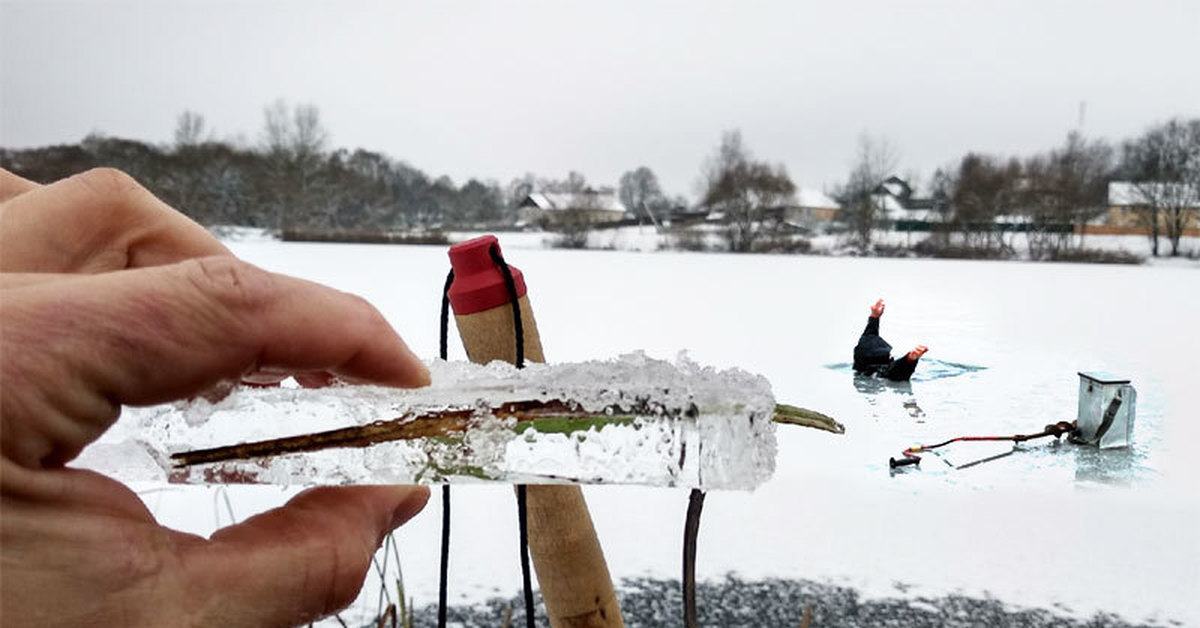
[2,0,1198,198]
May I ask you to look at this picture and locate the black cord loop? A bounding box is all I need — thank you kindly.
[683,488,706,628]
[488,245,525,369]
[486,244,535,628]
[437,268,455,628]
[442,246,534,626]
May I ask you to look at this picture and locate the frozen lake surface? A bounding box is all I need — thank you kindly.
[118,239,1199,626]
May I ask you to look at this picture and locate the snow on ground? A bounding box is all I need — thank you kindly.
[451,225,1200,267]
[205,225,275,242]
[120,237,1198,626]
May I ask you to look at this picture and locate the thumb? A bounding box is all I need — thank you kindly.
[188,485,429,628]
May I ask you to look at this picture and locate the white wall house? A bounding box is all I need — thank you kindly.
[517,189,627,228]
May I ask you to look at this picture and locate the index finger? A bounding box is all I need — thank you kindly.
[0,167,230,273]
[0,168,39,203]
[0,257,429,468]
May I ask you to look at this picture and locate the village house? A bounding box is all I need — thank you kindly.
[782,187,842,229]
[1098,181,1200,235]
[691,186,841,233]
[872,176,945,228]
[517,187,627,229]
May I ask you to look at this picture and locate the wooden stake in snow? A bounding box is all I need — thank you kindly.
[447,235,624,628]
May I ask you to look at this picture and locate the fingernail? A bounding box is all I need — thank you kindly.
[412,362,431,387]
[242,365,293,385]
[390,486,430,530]
[242,372,289,386]
[402,344,431,387]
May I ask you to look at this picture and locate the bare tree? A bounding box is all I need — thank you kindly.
[173,110,207,148]
[455,179,505,226]
[618,166,665,225]
[1058,131,1115,233]
[835,134,899,250]
[1120,118,1200,257]
[700,130,796,252]
[291,104,328,159]
[949,153,1022,255]
[262,100,292,156]
[925,165,957,246]
[536,171,590,195]
[259,100,332,230]
[164,111,209,218]
[1022,131,1114,259]
[506,173,537,207]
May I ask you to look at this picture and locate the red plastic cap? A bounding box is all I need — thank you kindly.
[447,235,527,315]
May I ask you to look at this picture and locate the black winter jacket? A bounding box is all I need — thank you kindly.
[852,317,917,381]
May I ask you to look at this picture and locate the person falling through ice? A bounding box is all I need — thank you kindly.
[853,299,928,382]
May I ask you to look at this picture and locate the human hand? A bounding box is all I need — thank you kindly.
[1,168,431,627]
[907,345,929,362]
[870,298,885,318]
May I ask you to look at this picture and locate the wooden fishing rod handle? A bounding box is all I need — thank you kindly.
[448,236,623,628]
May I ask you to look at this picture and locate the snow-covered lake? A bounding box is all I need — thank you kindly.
[131,238,1199,626]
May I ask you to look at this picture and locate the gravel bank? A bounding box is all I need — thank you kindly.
[406,576,1179,627]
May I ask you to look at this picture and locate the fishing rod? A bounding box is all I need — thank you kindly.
[889,420,1077,469]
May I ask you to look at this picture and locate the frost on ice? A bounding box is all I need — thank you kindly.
[77,353,777,490]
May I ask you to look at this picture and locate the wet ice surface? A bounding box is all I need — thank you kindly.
[106,243,1199,627]
[825,357,988,383]
[82,353,776,490]
[825,355,1160,488]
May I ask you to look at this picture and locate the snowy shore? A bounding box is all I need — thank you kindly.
[418,577,1175,628]
[208,224,1200,267]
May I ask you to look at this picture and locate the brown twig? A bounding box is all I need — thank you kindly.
[170,400,837,468]
[799,603,813,628]
[171,400,581,467]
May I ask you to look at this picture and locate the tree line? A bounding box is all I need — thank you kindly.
[834,119,1200,258]
[0,103,647,233]
[2,102,1196,257]
[701,118,1197,258]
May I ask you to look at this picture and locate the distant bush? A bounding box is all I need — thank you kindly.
[665,229,712,252]
[870,242,917,258]
[911,240,1016,260]
[280,228,448,245]
[750,235,812,254]
[1045,248,1144,264]
[548,231,590,249]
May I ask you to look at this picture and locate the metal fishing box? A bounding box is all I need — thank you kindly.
[1075,372,1136,449]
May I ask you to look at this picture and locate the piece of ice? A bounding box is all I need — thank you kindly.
[76,352,777,490]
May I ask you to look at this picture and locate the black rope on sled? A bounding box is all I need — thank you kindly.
[488,244,536,628]
[683,488,706,628]
[437,268,455,628]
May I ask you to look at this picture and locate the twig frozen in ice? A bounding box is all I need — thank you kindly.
[171,400,840,468]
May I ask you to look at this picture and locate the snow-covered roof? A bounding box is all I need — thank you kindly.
[881,180,908,198]
[1108,181,1200,207]
[522,191,626,213]
[793,187,839,209]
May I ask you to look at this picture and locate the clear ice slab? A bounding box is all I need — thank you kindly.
[76,353,777,490]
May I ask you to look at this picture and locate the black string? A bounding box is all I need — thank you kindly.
[488,246,525,369]
[487,244,535,628]
[437,268,454,628]
[516,484,535,628]
[683,488,706,628]
[440,269,454,364]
